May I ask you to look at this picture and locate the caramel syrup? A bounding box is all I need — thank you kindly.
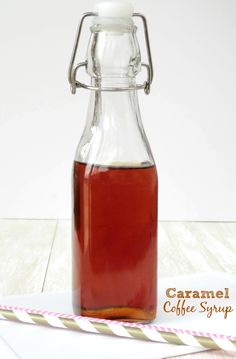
[72,161,158,322]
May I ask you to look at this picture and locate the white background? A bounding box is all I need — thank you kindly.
[0,0,235,221]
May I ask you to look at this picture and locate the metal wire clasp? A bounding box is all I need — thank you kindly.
[68,12,154,95]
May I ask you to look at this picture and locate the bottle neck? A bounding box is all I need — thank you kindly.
[90,77,140,130]
[86,19,141,80]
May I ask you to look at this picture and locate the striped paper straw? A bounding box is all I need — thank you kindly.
[0,305,235,352]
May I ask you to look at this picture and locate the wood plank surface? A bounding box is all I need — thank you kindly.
[0,219,57,296]
[159,222,236,277]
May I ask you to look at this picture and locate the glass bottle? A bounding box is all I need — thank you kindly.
[69,1,158,322]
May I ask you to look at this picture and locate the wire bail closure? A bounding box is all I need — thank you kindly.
[68,12,154,95]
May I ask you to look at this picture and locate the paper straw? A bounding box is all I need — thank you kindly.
[0,305,236,352]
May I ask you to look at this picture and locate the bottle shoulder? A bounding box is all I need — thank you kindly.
[74,90,155,167]
[74,122,155,167]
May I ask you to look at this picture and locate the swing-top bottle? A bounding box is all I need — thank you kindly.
[69,0,158,322]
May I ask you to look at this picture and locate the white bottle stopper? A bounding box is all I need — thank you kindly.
[94,0,134,18]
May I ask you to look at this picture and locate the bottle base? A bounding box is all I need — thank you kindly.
[75,306,156,323]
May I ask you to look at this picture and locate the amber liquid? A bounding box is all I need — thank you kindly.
[73,161,158,322]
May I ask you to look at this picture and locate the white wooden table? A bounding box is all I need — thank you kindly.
[0,219,235,358]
